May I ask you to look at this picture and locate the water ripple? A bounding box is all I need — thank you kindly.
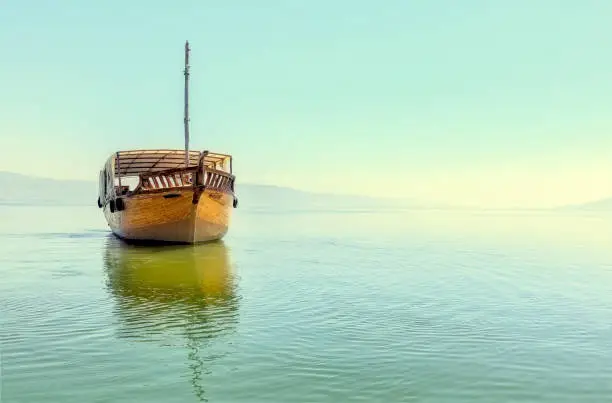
[3,208,612,402]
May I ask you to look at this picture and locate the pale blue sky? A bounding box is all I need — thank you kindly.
[1,1,611,207]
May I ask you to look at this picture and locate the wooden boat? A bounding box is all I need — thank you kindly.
[97,41,238,244]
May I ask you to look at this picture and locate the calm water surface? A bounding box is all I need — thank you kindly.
[1,206,612,402]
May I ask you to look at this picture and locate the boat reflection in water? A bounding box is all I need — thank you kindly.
[103,237,239,401]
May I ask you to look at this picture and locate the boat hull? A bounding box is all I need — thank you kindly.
[103,188,233,244]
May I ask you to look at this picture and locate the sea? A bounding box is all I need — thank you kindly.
[1,205,611,402]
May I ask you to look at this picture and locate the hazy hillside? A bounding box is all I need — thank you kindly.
[0,171,415,210]
[6,171,611,212]
[0,172,97,206]
[559,198,612,211]
[236,183,416,211]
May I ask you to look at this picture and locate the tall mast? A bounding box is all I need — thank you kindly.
[183,40,191,167]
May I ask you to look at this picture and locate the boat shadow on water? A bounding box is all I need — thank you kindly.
[102,236,240,401]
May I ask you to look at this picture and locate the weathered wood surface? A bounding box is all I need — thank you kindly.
[104,188,233,244]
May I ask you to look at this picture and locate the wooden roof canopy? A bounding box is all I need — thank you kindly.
[110,149,232,176]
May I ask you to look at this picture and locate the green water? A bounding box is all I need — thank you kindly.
[1,206,612,402]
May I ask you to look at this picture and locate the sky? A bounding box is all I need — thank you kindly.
[1,0,612,208]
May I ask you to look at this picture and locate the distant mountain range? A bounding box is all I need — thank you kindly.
[0,171,419,210]
[3,171,611,211]
[0,171,96,206]
[556,197,612,211]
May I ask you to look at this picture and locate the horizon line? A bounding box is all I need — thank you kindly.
[2,170,611,211]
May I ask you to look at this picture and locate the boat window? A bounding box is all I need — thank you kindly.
[98,171,106,201]
[114,176,139,194]
[214,159,230,173]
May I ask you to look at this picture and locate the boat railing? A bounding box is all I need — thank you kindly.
[135,166,235,194]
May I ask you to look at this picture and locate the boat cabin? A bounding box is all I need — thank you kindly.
[98,149,234,206]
